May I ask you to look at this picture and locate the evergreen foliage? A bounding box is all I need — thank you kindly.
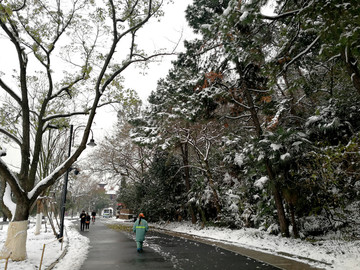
[113,0,360,239]
[118,150,185,222]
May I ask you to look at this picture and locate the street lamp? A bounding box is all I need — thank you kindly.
[72,127,97,147]
[87,130,97,147]
[58,124,96,240]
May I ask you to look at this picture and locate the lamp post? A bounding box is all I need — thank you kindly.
[58,125,96,240]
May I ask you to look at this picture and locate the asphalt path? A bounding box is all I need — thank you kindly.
[78,219,279,270]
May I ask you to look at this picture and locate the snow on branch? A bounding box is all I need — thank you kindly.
[254,176,269,189]
[248,88,270,93]
[0,158,25,195]
[231,98,251,110]
[115,0,161,42]
[173,165,207,177]
[27,157,70,200]
[224,114,252,120]
[261,0,315,21]
[4,183,16,221]
[282,35,320,73]
[261,9,301,20]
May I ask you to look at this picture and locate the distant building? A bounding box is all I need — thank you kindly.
[107,187,117,200]
[97,182,119,215]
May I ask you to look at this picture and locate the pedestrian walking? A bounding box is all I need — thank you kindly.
[132,213,149,253]
[80,210,86,231]
[85,212,91,230]
[91,210,96,223]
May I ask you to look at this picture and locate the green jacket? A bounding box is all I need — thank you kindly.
[133,218,149,242]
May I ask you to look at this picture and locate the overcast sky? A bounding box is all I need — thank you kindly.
[123,0,195,101]
[93,0,196,139]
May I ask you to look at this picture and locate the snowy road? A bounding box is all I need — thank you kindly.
[78,220,279,270]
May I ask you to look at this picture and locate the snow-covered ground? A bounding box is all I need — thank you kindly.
[0,219,90,270]
[0,218,359,269]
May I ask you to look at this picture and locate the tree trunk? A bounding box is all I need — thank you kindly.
[35,199,43,235]
[272,185,289,237]
[204,160,221,216]
[180,142,197,224]
[51,202,60,230]
[265,159,289,237]
[0,195,31,261]
[0,220,28,260]
[235,62,289,236]
[198,206,207,228]
[35,212,42,235]
[341,46,360,95]
[289,203,299,238]
[45,202,58,236]
[243,75,288,235]
[235,54,289,237]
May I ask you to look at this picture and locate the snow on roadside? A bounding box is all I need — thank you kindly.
[52,219,90,270]
[157,221,360,270]
[0,220,62,270]
[0,219,89,270]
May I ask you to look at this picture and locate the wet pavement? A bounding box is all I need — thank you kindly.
[79,220,173,269]
[78,220,279,270]
[145,231,278,269]
[155,229,326,270]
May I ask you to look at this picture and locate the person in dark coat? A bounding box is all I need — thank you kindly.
[80,210,86,231]
[85,212,91,230]
[133,213,149,252]
[91,211,96,223]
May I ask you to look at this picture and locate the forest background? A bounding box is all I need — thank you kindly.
[88,0,360,240]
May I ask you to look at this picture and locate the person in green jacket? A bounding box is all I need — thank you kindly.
[133,213,149,253]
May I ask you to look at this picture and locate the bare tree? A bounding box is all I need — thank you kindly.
[0,0,174,260]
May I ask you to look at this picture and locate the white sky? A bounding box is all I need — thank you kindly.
[93,0,196,140]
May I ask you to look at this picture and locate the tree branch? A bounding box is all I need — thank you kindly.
[11,0,26,12]
[0,79,22,105]
[0,128,22,146]
[261,0,315,21]
[0,159,25,198]
[116,0,140,23]
[281,35,320,73]
[261,9,301,20]
[101,51,175,93]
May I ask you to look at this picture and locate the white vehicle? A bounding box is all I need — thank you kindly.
[102,208,113,218]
